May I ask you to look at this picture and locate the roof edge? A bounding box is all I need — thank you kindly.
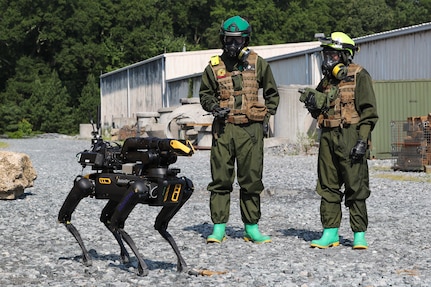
[354,22,431,43]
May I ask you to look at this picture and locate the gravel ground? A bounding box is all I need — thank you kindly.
[1,135,431,287]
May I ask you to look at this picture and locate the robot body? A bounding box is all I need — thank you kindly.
[58,135,195,276]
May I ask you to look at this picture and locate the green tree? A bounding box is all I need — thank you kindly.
[0,105,23,135]
[280,1,333,42]
[156,0,211,49]
[23,71,75,134]
[391,0,431,27]
[0,56,51,134]
[77,73,100,125]
[338,0,393,36]
[0,0,430,136]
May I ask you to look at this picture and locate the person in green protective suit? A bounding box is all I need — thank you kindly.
[300,32,378,249]
[199,15,279,244]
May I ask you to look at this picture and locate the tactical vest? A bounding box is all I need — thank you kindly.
[321,63,363,128]
[210,52,267,124]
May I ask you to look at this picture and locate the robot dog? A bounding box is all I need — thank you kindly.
[58,124,195,276]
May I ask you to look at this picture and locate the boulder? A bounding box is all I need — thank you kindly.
[0,151,37,199]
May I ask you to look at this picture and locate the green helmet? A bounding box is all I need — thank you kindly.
[220,16,252,38]
[219,16,251,57]
[319,32,358,57]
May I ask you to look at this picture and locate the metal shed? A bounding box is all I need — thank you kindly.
[264,22,431,157]
[100,22,431,158]
[99,42,319,129]
[354,23,431,158]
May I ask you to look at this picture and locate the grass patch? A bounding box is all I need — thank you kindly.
[0,142,8,148]
[370,165,392,172]
[373,173,431,183]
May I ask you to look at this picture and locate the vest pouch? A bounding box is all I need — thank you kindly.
[245,101,267,122]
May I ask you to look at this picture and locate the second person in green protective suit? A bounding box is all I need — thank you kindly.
[300,32,378,249]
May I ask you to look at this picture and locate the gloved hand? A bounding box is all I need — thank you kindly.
[263,122,269,137]
[299,88,327,112]
[262,113,270,137]
[350,139,368,163]
[212,106,230,119]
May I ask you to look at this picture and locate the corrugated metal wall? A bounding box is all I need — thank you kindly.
[272,80,431,159]
[371,80,431,158]
[100,57,164,128]
[269,54,310,86]
[274,85,316,142]
[129,60,164,113]
[268,25,431,158]
[165,75,202,107]
[268,52,322,86]
[355,28,431,81]
[100,70,129,128]
[165,79,188,108]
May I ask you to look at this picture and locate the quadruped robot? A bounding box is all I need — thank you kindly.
[58,121,195,276]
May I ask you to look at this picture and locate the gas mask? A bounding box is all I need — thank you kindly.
[224,36,246,58]
[238,47,250,62]
[321,50,348,80]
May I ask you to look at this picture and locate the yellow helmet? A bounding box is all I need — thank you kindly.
[316,32,358,57]
[315,32,359,79]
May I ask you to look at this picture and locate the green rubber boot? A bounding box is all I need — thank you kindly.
[206,223,226,243]
[353,232,368,249]
[310,228,340,248]
[244,224,271,243]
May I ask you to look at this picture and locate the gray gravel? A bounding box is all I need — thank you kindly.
[1,136,431,286]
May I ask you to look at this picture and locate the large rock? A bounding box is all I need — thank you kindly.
[0,151,37,199]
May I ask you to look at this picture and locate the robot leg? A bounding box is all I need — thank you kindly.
[154,177,194,272]
[109,181,149,276]
[100,200,131,264]
[58,176,94,266]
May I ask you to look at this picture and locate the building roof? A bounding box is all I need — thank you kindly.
[101,41,320,80]
[354,22,431,43]
[100,21,431,81]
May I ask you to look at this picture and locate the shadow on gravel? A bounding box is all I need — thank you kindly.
[279,228,320,242]
[17,192,36,199]
[279,228,353,247]
[59,249,176,273]
[184,223,355,247]
[184,222,246,239]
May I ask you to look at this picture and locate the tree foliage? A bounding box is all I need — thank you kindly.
[0,0,429,135]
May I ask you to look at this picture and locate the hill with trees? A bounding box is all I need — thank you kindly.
[0,0,430,136]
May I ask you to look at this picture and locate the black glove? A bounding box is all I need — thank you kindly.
[299,88,317,109]
[263,122,269,137]
[299,88,327,114]
[212,106,230,119]
[350,139,368,163]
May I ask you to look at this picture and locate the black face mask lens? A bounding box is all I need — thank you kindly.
[225,37,244,45]
[323,51,340,62]
[224,36,245,58]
